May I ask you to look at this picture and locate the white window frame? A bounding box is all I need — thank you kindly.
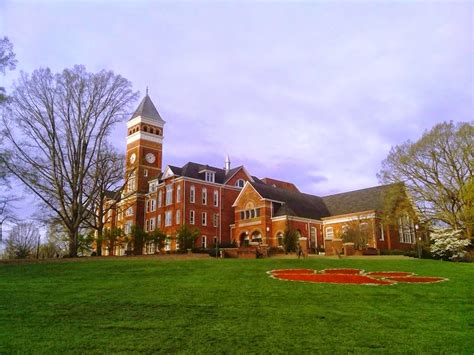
[325,227,334,239]
[202,212,207,226]
[213,190,219,207]
[150,199,156,212]
[202,188,207,205]
[190,185,195,203]
[158,190,162,208]
[165,210,172,227]
[190,210,195,225]
[150,217,155,231]
[213,213,219,227]
[125,207,134,217]
[205,172,215,183]
[176,210,181,225]
[235,179,245,188]
[201,235,207,249]
[166,185,173,206]
[176,185,181,203]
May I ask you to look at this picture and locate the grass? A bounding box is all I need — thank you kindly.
[0,256,473,354]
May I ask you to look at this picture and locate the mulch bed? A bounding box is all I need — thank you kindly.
[268,268,448,286]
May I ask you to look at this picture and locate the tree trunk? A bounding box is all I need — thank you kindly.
[96,229,103,256]
[68,231,78,257]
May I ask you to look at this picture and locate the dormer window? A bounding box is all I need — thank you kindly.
[205,171,215,183]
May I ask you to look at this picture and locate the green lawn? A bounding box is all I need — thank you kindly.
[0,256,473,354]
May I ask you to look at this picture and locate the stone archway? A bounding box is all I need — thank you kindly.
[275,231,284,247]
[239,232,249,247]
[251,230,262,244]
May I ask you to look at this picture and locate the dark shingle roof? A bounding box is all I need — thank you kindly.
[130,95,165,123]
[321,184,398,216]
[250,182,330,220]
[105,189,122,201]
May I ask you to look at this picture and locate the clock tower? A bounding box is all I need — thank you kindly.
[122,92,165,231]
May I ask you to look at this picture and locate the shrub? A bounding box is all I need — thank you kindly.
[430,229,471,261]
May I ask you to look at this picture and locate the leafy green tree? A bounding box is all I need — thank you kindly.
[378,121,473,239]
[77,233,94,256]
[176,224,200,253]
[130,226,147,255]
[283,229,299,253]
[148,228,167,253]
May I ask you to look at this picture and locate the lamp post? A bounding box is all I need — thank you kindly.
[415,224,421,259]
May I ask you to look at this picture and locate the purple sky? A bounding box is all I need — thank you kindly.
[1,0,472,204]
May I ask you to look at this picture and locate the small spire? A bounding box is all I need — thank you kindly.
[146,86,149,96]
[224,154,231,173]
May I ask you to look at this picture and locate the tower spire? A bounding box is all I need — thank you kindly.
[224,154,231,173]
[146,86,149,96]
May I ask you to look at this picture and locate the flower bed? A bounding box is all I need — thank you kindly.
[268,268,448,286]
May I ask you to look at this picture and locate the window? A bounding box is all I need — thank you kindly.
[158,190,162,208]
[190,210,195,225]
[359,223,369,238]
[127,174,136,192]
[213,213,219,227]
[157,215,161,228]
[144,169,148,177]
[202,188,207,205]
[325,227,334,239]
[202,212,207,226]
[240,208,261,220]
[342,224,349,235]
[176,210,181,225]
[277,232,284,246]
[124,221,132,235]
[145,219,150,231]
[165,211,172,226]
[125,207,134,217]
[166,185,173,205]
[205,172,215,183]
[150,182,157,192]
[213,190,219,207]
[165,237,171,251]
[176,185,181,203]
[235,179,245,188]
[150,199,156,212]
[398,215,414,243]
[213,236,218,246]
[310,227,317,248]
[201,236,207,249]
[150,218,155,231]
[190,185,195,203]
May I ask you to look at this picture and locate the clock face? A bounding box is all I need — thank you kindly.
[145,153,156,164]
[129,153,136,164]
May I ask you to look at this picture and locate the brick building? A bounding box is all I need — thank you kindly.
[102,94,417,256]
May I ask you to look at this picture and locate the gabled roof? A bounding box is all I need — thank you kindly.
[223,165,254,184]
[130,95,165,123]
[105,189,122,201]
[321,184,398,216]
[250,182,330,220]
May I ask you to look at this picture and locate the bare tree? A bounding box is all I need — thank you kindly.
[84,144,130,256]
[0,36,17,104]
[5,221,40,259]
[378,121,473,239]
[1,65,138,256]
[0,192,18,243]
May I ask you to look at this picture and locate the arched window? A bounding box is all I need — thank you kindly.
[158,190,162,208]
[190,185,195,203]
[144,126,148,132]
[235,179,245,188]
[201,236,207,249]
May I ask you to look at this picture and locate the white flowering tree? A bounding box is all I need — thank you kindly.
[430,229,470,261]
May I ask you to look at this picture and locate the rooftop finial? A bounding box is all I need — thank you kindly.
[146,86,149,96]
[224,154,231,173]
